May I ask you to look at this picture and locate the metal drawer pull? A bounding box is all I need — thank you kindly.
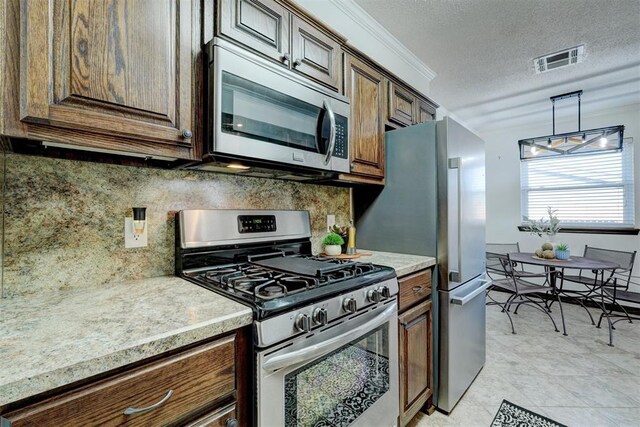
[412,286,424,293]
[123,389,173,415]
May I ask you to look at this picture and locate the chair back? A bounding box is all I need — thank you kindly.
[486,243,520,279]
[583,245,637,290]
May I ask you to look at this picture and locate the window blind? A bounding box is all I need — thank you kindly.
[521,140,634,227]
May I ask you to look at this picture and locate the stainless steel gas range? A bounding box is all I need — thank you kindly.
[175,209,399,427]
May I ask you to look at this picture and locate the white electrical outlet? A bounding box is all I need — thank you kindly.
[327,214,336,232]
[124,217,148,248]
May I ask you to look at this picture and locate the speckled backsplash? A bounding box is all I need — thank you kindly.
[2,153,350,297]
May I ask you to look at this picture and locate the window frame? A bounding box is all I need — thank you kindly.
[519,138,636,234]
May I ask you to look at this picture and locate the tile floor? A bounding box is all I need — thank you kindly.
[409,298,640,427]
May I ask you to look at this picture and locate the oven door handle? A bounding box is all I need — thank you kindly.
[262,302,397,373]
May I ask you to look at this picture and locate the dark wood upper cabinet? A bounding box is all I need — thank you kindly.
[219,0,291,65]
[218,0,342,90]
[387,81,417,127]
[398,298,433,426]
[291,16,341,90]
[344,54,385,179]
[416,98,437,124]
[16,0,198,160]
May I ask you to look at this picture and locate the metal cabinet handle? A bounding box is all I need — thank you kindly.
[123,389,173,415]
[182,129,193,139]
[292,58,301,68]
[412,286,424,293]
[281,53,290,65]
[226,419,239,427]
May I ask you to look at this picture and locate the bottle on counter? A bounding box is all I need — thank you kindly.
[346,222,356,255]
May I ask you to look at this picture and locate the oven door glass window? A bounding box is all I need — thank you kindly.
[221,71,332,155]
[284,324,390,427]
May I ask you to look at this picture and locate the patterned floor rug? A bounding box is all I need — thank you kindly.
[491,400,567,427]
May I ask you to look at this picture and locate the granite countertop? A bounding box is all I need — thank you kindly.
[0,276,253,408]
[359,250,436,277]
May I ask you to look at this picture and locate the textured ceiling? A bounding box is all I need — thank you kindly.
[354,0,640,132]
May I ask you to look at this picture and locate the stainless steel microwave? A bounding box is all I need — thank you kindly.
[200,38,350,176]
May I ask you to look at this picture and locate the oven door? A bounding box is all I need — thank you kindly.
[258,302,399,427]
[211,40,350,173]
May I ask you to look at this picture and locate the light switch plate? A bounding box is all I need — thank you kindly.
[124,217,148,248]
[327,214,336,232]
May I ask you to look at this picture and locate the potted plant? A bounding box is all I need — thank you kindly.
[555,243,570,260]
[323,232,344,256]
[524,207,561,246]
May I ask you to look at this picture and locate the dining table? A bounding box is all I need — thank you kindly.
[508,252,620,346]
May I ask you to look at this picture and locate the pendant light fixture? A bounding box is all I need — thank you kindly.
[518,90,624,160]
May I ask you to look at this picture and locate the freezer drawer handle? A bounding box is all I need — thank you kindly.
[450,280,491,306]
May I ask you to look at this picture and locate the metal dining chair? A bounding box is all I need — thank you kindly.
[486,243,546,281]
[486,243,549,307]
[488,253,560,334]
[561,246,637,330]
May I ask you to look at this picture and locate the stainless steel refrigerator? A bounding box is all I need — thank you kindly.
[356,116,487,414]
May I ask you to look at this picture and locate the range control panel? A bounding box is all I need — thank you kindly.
[238,215,277,233]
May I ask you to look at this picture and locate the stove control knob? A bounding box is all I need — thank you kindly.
[343,298,357,313]
[313,308,329,325]
[367,289,381,303]
[378,286,391,299]
[294,314,311,332]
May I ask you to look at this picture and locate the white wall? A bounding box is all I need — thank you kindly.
[482,103,640,293]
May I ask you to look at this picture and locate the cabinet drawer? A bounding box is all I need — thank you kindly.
[1,336,236,427]
[398,269,432,311]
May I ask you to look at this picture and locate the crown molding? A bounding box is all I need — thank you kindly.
[325,0,437,83]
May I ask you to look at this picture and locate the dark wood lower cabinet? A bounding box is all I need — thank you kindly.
[0,329,248,427]
[398,270,434,426]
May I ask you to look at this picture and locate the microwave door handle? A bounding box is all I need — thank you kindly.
[262,302,396,372]
[322,99,336,165]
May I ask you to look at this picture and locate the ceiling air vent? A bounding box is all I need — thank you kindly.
[534,45,584,74]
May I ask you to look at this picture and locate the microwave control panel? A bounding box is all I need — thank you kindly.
[332,115,349,159]
[238,215,277,233]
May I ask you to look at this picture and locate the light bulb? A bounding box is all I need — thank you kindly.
[530,146,538,155]
[599,137,608,147]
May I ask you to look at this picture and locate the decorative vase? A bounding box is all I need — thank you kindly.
[555,249,570,260]
[547,235,559,250]
[325,244,341,256]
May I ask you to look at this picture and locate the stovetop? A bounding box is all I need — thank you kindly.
[183,254,395,319]
[175,209,397,320]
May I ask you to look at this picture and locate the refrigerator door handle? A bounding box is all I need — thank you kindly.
[448,157,462,283]
[450,279,491,306]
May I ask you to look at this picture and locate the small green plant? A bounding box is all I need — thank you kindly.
[556,243,568,251]
[523,207,561,237]
[323,232,344,246]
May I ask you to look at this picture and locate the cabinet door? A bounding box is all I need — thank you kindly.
[416,98,436,124]
[398,299,433,426]
[291,16,341,90]
[184,403,237,427]
[387,81,416,127]
[19,0,197,159]
[344,54,385,178]
[219,0,290,65]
